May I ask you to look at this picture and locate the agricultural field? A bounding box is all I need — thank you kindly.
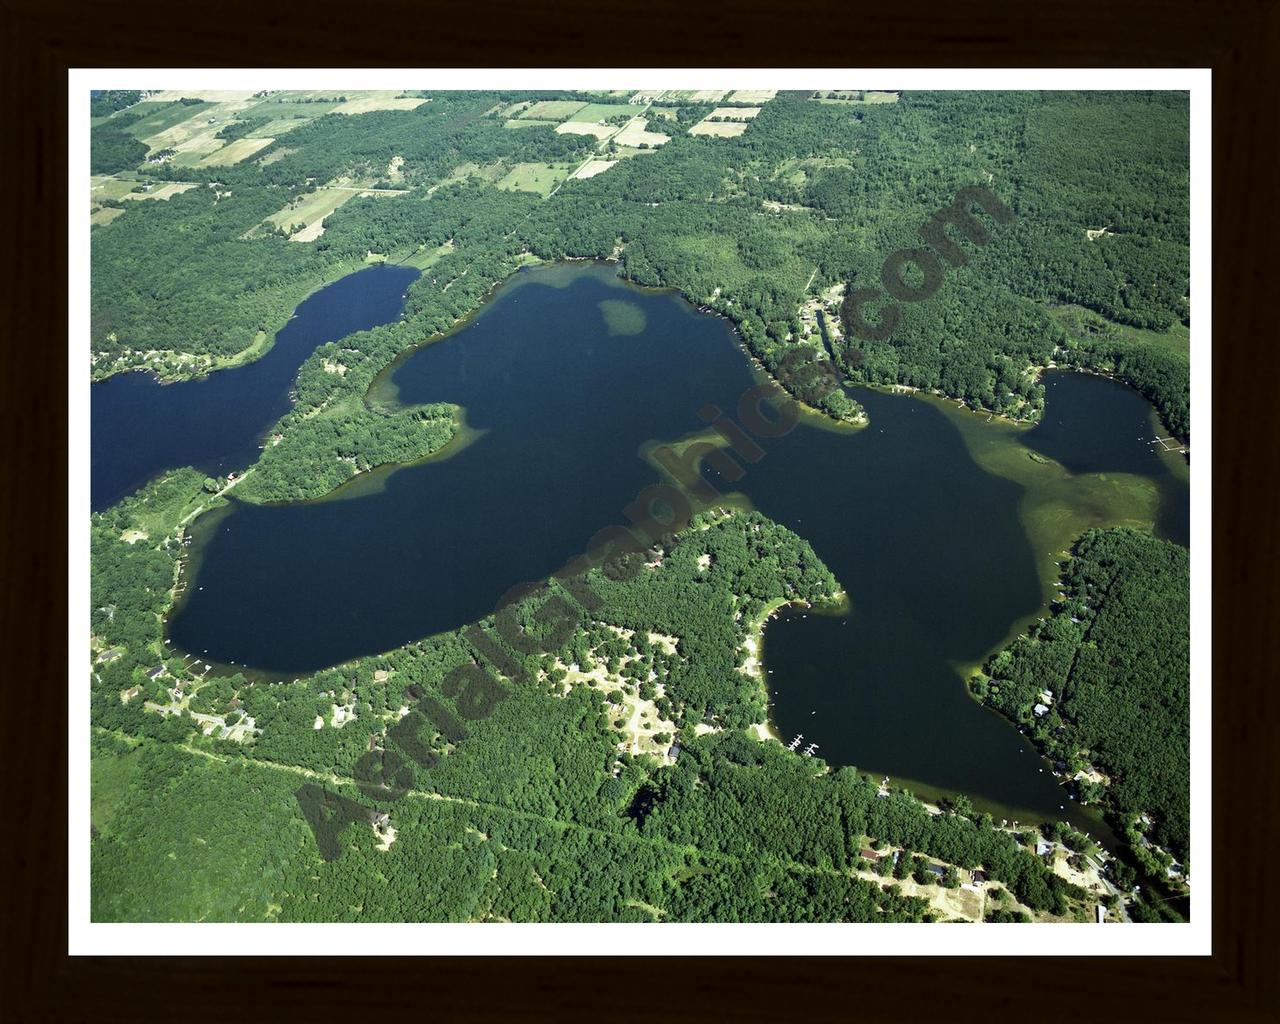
[90,207,127,227]
[263,187,361,240]
[706,106,762,121]
[330,93,430,115]
[662,89,728,103]
[689,120,750,138]
[565,103,644,124]
[124,100,214,141]
[569,159,618,180]
[613,119,671,148]
[121,181,198,201]
[519,100,588,121]
[495,161,574,197]
[504,119,551,129]
[813,90,901,104]
[197,137,275,167]
[90,175,142,202]
[555,122,616,140]
[726,89,777,104]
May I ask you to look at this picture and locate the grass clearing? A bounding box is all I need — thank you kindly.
[197,137,275,166]
[264,187,360,240]
[1050,304,1190,358]
[90,175,142,201]
[125,100,213,141]
[90,207,127,227]
[707,106,762,121]
[570,159,618,180]
[689,120,749,137]
[613,118,670,148]
[120,181,199,202]
[520,100,588,120]
[565,102,644,123]
[330,93,429,115]
[555,122,616,140]
[495,162,573,197]
[504,119,553,130]
[727,89,777,104]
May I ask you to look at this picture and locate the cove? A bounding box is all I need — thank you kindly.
[89,263,420,512]
[166,262,1188,831]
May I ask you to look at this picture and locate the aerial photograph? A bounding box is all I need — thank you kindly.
[85,84,1193,928]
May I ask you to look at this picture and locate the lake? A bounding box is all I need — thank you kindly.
[157,262,1187,831]
[90,263,420,512]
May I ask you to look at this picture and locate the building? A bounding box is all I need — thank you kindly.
[1033,703,1050,717]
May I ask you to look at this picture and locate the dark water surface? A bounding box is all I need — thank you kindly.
[90,264,420,511]
[159,263,1188,830]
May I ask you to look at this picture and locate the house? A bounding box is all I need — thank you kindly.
[1039,689,1054,704]
[667,743,681,761]
[1036,839,1054,857]
[147,666,167,680]
[1096,904,1107,924]
[925,862,947,879]
[859,848,881,862]
[1033,703,1050,717]
[971,869,988,884]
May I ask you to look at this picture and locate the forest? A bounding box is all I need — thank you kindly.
[972,528,1190,879]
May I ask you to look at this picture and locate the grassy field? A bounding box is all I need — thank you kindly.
[90,207,127,227]
[520,100,588,120]
[504,118,552,130]
[124,101,213,140]
[565,102,643,123]
[331,93,430,115]
[121,181,199,202]
[613,119,670,147]
[1050,304,1190,357]
[264,187,360,239]
[241,98,339,120]
[90,175,142,201]
[555,122,615,140]
[495,162,573,197]
[91,741,143,834]
[197,137,274,166]
[706,106,762,121]
[569,159,618,180]
[726,89,777,104]
[689,120,749,137]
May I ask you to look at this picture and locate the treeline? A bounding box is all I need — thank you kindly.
[972,528,1190,865]
[90,91,142,117]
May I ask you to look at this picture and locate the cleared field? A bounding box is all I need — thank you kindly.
[264,187,360,240]
[707,106,762,121]
[613,119,670,148]
[520,100,588,121]
[140,96,263,162]
[241,99,339,120]
[565,103,644,123]
[90,175,141,201]
[727,89,777,104]
[197,137,275,166]
[330,93,429,115]
[814,90,900,104]
[663,89,728,103]
[494,162,573,197]
[125,101,213,141]
[146,90,256,104]
[504,119,552,129]
[555,122,615,140]
[689,120,749,137]
[246,117,315,138]
[90,207,127,227]
[570,159,618,180]
[120,181,198,201]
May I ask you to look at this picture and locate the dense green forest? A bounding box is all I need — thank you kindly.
[92,502,1088,922]
[972,528,1190,874]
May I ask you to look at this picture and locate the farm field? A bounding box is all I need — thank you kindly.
[90,207,127,227]
[519,100,588,121]
[555,122,615,139]
[569,158,618,180]
[124,100,214,140]
[120,181,199,201]
[197,137,275,167]
[264,187,361,240]
[689,120,749,137]
[727,89,777,104]
[706,106,762,121]
[495,161,573,196]
[330,93,430,115]
[613,119,671,147]
[565,102,644,123]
